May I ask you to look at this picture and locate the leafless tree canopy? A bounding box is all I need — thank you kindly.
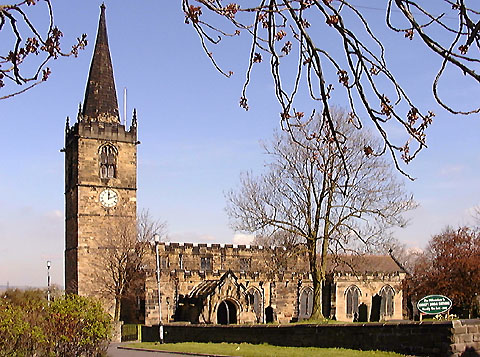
[226,108,416,318]
[253,230,304,276]
[0,1,87,100]
[94,209,166,321]
[183,0,480,176]
[380,237,423,274]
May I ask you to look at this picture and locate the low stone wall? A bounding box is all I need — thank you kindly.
[142,319,480,356]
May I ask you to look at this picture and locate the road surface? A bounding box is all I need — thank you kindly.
[107,343,200,356]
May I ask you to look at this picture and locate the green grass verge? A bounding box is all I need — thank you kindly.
[125,342,409,356]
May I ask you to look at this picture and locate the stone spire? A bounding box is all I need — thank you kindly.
[82,4,119,123]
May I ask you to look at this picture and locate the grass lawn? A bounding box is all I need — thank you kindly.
[125,342,410,356]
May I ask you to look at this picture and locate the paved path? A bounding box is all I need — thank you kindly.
[107,343,196,357]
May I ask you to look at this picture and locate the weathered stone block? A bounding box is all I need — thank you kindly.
[467,326,479,334]
[454,326,468,334]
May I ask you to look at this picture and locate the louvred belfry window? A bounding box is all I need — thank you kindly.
[100,145,117,178]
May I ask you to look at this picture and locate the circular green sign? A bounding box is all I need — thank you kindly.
[417,295,452,315]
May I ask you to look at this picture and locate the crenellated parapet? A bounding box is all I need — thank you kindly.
[158,241,305,254]
[154,241,310,277]
[65,115,137,146]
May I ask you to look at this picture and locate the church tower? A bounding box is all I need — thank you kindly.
[64,4,138,299]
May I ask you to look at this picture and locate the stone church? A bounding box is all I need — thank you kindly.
[64,5,406,325]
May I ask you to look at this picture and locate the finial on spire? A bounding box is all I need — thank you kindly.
[66,116,70,131]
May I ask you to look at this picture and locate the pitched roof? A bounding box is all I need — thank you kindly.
[187,270,244,299]
[82,4,119,123]
[327,255,405,274]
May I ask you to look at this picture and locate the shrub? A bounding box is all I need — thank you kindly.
[0,293,49,356]
[0,290,112,356]
[47,294,112,356]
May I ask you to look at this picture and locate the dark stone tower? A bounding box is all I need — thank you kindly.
[64,4,138,305]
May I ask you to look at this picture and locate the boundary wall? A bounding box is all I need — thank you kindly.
[142,320,480,356]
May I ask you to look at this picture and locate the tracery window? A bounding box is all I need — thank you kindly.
[99,144,117,179]
[380,285,395,318]
[345,285,361,318]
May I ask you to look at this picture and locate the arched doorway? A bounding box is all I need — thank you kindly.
[217,300,237,325]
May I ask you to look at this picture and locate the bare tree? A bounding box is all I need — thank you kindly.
[253,230,304,277]
[382,237,423,274]
[0,1,87,100]
[226,108,416,319]
[94,209,167,321]
[183,1,480,176]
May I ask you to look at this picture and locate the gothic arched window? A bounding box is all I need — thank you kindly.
[380,285,395,318]
[99,144,117,179]
[345,285,361,318]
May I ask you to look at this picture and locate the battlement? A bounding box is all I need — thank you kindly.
[153,241,310,277]
[159,241,298,253]
[65,119,137,145]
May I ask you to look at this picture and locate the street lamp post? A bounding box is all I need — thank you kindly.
[46,261,51,305]
[154,233,164,344]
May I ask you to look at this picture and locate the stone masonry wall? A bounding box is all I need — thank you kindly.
[142,320,480,356]
[144,242,406,325]
[144,242,312,325]
[64,119,137,314]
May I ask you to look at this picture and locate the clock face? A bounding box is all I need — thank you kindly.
[99,189,118,208]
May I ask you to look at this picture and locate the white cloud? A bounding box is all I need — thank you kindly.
[405,246,423,255]
[45,209,63,219]
[232,233,254,245]
[439,164,465,176]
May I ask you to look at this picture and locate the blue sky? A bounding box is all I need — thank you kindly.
[1,1,479,287]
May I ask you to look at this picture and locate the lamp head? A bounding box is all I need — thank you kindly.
[47,260,51,269]
[154,233,160,243]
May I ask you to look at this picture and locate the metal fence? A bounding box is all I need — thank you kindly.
[121,324,142,342]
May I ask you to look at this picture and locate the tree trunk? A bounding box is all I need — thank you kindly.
[114,296,121,321]
[308,237,324,320]
[310,165,334,321]
[313,164,335,320]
